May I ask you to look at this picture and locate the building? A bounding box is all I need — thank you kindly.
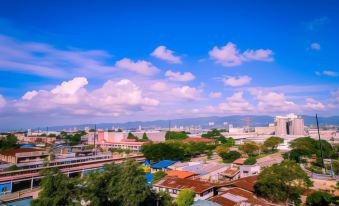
[0,148,49,164]
[209,187,269,206]
[99,140,145,152]
[23,136,56,144]
[179,162,230,181]
[153,176,216,201]
[220,168,240,181]
[254,126,275,135]
[275,113,304,136]
[183,137,216,144]
[165,170,198,179]
[151,160,177,172]
[239,165,260,178]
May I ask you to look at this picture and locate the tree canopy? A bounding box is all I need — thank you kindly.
[264,136,283,150]
[254,160,313,204]
[0,134,19,150]
[306,191,334,206]
[219,151,241,163]
[176,189,195,206]
[152,171,167,183]
[165,131,188,140]
[239,141,259,156]
[201,128,224,139]
[244,157,257,165]
[127,132,137,139]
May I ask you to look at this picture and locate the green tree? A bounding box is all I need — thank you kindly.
[31,169,80,206]
[201,128,224,139]
[219,151,241,163]
[152,171,167,183]
[254,160,313,204]
[176,189,195,206]
[306,191,334,206]
[165,131,188,140]
[244,157,257,165]
[127,132,137,139]
[239,141,259,156]
[142,132,149,140]
[141,143,186,162]
[115,160,150,206]
[0,134,19,150]
[264,136,283,151]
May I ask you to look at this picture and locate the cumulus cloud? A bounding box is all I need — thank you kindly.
[316,70,338,77]
[215,92,253,114]
[254,91,299,112]
[209,92,222,98]
[209,42,273,67]
[15,77,159,116]
[165,70,195,82]
[150,82,167,91]
[172,86,202,100]
[311,42,321,50]
[115,58,160,76]
[223,75,252,87]
[304,98,325,111]
[151,46,181,64]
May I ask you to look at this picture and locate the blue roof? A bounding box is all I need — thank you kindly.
[192,200,221,206]
[145,173,153,186]
[144,160,151,166]
[151,160,176,169]
[20,144,36,148]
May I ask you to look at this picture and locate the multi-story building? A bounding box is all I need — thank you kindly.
[275,113,304,136]
[0,148,49,164]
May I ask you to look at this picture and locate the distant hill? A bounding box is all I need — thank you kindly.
[45,115,339,131]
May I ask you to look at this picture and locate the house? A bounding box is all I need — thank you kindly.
[223,176,257,192]
[240,165,260,178]
[165,170,198,179]
[153,176,216,201]
[220,168,240,181]
[151,160,177,172]
[179,162,230,181]
[192,200,221,206]
[208,187,269,206]
[99,140,146,152]
[0,148,49,164]
[232,158,246,165]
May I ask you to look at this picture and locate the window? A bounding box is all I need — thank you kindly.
[172,189,178,194]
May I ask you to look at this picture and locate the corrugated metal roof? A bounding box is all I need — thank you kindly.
[151,160,176,169]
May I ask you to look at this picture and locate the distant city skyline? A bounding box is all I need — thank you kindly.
[0,0,338,129]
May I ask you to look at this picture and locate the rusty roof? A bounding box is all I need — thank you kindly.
[153,176,215,194]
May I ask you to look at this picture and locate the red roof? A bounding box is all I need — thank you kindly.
[232,158,246,165]
[0,148,44,156]
[224,176,257,192]
[184,137,215,143]
[165,170,197,179]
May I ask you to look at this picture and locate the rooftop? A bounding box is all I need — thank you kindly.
[165,170,197,179]
[154,176,215,194]
[151,160,177,169]
[232,158,246,165]
[222,169,240,178]
[181,163,229,175]
[209,187,269,206]
[223,176,257,192]
[0,148,44,156]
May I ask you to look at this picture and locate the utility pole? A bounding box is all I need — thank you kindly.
[316,114,326,172]
[94,124,97,156]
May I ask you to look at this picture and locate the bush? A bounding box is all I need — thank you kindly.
[219,151,241,163]
[306,191,334,206]
[244,157,257,165]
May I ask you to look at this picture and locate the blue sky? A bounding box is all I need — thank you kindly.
[0,0,338,129]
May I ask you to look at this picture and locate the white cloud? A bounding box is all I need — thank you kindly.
[151,46,181,64]
[209,42,273,67]
[150,82,167,91]
[212,92,253,113]
[172,86,202,100]
[254,91,299,112]
[304,98,325,110]
[311,42,321,50]
[22,90,38,100]
[15,77,159,116]
[0,95,6,108]
[0,35,114,78]
[209,92,222,98]
[51,77,88,95]
[165,70,195,82]
[115,58,160,76]
[242,49,273,61]
[223,75,252,87]
[323,70,338,77]
[316,70,338,77]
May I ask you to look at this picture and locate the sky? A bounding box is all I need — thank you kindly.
[0,0,338,129]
